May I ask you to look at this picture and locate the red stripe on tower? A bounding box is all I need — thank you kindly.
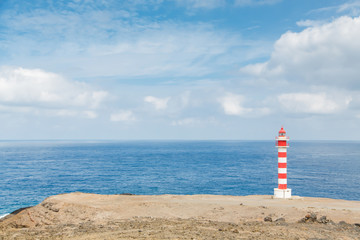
[278,163,287,168]
[274,126,292,198]
[278,173,287,179]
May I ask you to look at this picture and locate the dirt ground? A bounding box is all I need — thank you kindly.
[1,192,360,239]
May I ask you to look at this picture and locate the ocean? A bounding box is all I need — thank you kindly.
[1,140,359,216]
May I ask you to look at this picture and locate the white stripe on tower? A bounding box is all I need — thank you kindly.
[278,180,287,186]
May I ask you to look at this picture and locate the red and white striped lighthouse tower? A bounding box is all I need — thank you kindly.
[274,127,292,198]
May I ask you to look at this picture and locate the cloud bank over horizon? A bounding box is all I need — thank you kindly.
[1,0,360,140]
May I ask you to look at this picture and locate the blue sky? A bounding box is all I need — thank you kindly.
[1,0,360,140]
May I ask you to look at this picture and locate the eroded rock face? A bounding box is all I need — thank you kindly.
[0,196,99,229]
[42,202,60,212]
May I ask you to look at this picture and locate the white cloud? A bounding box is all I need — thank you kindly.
[83,110,98,119]
[110,110,136,122]
[171,117,218,127]
[234,0,282,7]
[0,104,35,114]
[81,24,241,78]
[296,19,325,27]
[144,96,170,110]
[218,93,252,116]
[171,118,197,126]
[337,1,360,16]
[278,93,351,114]
[240,62,282,77]
[0,4,247,79]
[176,0,225,9]
[53,109,97,119]
[0,66,107,117]
[218,93,271,117]
[55,109,78,117]
[240,16,360,90]
[307,1,360,18]
[179,91,191,108]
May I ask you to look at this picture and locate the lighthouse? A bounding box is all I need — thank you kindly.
[274,127,292,199]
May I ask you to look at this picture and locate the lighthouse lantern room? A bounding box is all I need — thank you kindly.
[274,127,292,199]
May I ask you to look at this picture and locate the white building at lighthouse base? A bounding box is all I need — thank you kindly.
[274,188,292,199]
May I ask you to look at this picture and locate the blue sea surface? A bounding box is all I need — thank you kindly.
[1,140,359,216]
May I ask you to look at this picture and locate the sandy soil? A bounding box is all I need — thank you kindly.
[1,192,360,239]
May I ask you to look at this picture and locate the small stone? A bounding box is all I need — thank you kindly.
[299,213,318,223]
[317,216,329,224]
[338,221,351,227]
[304,213,317,222]
[354,223,360,227]
[275,218,285,222]
[264,216,272,222]
[218,228,223,231]
[232,229,239,233]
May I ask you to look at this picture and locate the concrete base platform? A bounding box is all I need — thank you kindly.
[274,188,292,199]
